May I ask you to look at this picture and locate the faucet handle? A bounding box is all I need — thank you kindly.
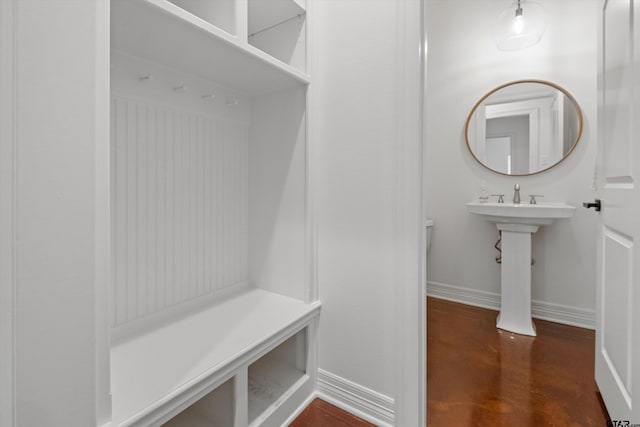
[491,194,505,203]
[529,194,544,204]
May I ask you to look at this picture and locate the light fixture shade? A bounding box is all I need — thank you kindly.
[494,0,546,51]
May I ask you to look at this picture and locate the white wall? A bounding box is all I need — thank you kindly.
[249,86,308,302]
[316,0,397,396]
[425,0,599,325]
[0,1,110,426]
[314,0,424,424]
[0,2,16,424]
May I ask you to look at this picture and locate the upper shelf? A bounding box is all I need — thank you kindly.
[248,0,305,36]
[111,0,309,96]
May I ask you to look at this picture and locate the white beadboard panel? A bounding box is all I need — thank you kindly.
[111,96,249,327]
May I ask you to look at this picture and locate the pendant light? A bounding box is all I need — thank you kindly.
[494,0,546,51]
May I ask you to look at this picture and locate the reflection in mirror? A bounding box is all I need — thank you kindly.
[465,80,583,176]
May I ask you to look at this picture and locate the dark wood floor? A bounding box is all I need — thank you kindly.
[427,297,609,426]
[290,398,376,427]
[291,297,609,426]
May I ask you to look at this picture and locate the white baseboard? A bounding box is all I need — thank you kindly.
[427,281,499,311]
[426,281,595,330]
[316,369,394,427]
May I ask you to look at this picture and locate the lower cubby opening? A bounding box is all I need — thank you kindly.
[248,329,307,425]
[162,378,234,427]
[157,328,310,427]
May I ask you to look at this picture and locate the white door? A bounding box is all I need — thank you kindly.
[594,0,640,422]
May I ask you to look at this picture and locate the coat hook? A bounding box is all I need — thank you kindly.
[202,93,216,100]
[173,84,187,91]
[139,74,153,81]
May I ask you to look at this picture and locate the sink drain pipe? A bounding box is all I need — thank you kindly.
[494,231,535,265]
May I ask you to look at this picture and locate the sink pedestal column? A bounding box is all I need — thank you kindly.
[496,223,539,336]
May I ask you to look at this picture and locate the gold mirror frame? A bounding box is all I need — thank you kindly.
[465,79,583,176]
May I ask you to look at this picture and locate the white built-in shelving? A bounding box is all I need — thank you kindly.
[111,0,309,95]
[248,0,307,72]
[162,378,234,427]
[168,0,236,36]
[247,329,308,425]
[109,0,317,425]
[111,289,319,426]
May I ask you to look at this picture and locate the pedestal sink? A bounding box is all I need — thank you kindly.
[467,200,576,336]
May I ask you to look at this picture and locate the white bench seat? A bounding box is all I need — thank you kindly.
[110,288,321,426]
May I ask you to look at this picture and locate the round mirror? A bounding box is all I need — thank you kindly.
[465,80,583,176]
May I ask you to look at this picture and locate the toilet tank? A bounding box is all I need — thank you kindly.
[425,218,434,254]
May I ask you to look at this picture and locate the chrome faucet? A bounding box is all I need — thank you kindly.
[513,184,521,204]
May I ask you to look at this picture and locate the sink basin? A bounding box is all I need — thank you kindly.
[466,201,576,226]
